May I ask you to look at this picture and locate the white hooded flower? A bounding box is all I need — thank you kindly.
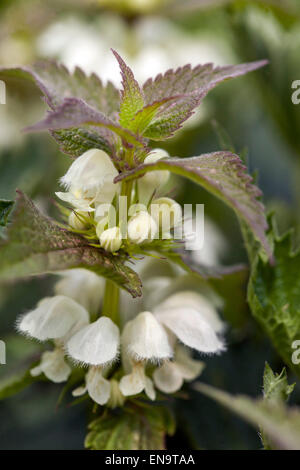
[153,291,225,354]
[127,211,157,244]
[30,347,71,383]
[150,197,182,233]
[138,148,170,204]
[121,311,173,362]
[72,366,111,405]
[66,316,120,366]
[55,269,105,314]
[119,362,155,400]
[153,345,205,394]
[56,149,119,211]
[17,295,89,342]
[99,226,122,252]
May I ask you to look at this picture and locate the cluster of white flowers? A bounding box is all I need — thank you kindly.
[16,146,226,407]
[56,147,182,252]
[17,268,224,405]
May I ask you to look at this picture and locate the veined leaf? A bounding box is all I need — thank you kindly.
[248,229,300,376]
[25,97,145,148]
[142,60,268,139]
[85,403,175,450]
[261,363,295,449]
[0,364,43,400]
[112,50,144,128]
[0,63,120,157]
[0,199,14,227]
[263,363,295,403]
[195,382,300,450]
[127,96,183,135]
[116,152,272,259]
[0,191,142,298]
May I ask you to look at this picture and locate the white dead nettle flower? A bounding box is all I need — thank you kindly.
[108,379,125,409]
[56,149,119,212]
[55,269,105,314]
[72,366,111,406]
[66,316,120,366]
[127,211,157,244]
[99,226,122,252]
[150,197,182,233]
[17,295,90,342]
[68,211,89,230]
[119,361,155,401]
[153,291,225,354]
[121,311,173,362]
[138,148,170,204]
[153,345,205,394]
[30,347,71,383]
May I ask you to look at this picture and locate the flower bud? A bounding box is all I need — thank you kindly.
[138,148,170,204]
[127,211,157,244]
[68,211,88,230]
[150,197,182,233]
[99,226,122,252]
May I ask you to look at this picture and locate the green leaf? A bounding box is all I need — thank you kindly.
[261,363,295,449]
[127,96,181,135]
[195,382,300,450]
[0,63,120,157]
[116,152,272,259]
[26,97,145,149]
[112,50,144,128]
[142,60,268,140]
[263,363,295,403]
[0,199,14,227]
[248,229,300,376]
[0,191,142,298]
[0,365,42,400]
[85,403,175,450]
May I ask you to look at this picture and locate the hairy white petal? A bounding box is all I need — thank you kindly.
[36,349,71,383]
[153,361,184,394]
[155,306,224,354]
[72,385,87,397]
[55,269,105,314]
[122,312,173,361]
[18,295,89,341]
[119,362,155,401]
[60,149,118,192]
[175,345,205,381]
[157,291,224,333]
[86,367,111,405]
[66,316,120,366]
[55,191,95,212]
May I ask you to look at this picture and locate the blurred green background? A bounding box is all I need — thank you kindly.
[0,0,300,449]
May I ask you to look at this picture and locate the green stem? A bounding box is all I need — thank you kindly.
[102,279,120,325]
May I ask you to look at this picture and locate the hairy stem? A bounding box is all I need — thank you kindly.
[102,279,120,325]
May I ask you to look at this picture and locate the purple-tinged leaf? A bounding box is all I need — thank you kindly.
[0,63,121,157]
[142,60,268,139]
[116,151,272,259]
[112,50,144,128]
[26,97,146,148]
[0,191,142,298]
